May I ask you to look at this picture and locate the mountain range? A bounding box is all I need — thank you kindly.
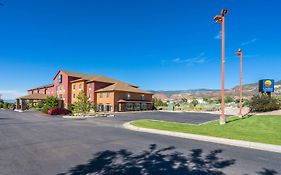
[152,80,281,100]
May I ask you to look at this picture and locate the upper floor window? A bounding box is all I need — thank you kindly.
[141,94,145,100]
[79,84,82,90]
[106,92,110,98]
[58,74,62,83]
[73,85,76,90]
[99,93,103,98]
[89,83,92,89]
[126,93,131,100]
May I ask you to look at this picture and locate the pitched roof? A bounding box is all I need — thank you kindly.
[17,93,48,100]
[27,84,54,91]
[95,83,153,94]
[62,70,137,87]
[62,70,89,78]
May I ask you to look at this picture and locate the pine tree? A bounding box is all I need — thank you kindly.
[73,91,91,115]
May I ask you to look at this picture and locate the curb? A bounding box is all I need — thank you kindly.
[123,122,281,153]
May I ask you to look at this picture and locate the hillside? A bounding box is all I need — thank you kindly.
[152,80,281,100]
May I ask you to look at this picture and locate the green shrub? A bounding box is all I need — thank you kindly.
[41,96,59,114]
[0,102,3,108]
[153,98,168,107]
[249,94,280,112]
[41,106,50,114]
[225,96,234,103]
[3,102,12,109]
[194,105,203,111]
[67,104,74,112]
[37,101,44,109]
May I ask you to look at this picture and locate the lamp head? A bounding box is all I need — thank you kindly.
[221,9,228,16]
[214,15,223,23]
[236,48,242,56]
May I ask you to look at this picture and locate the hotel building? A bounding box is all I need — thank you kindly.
[19,70,153,112]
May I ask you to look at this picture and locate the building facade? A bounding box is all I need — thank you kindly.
[27,70,153,112]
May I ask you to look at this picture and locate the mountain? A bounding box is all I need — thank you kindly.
[3,99,16,103]
[152,80,281,100]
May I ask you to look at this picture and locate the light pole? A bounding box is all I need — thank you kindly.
[236,48,243,116]
[214,9,228,125]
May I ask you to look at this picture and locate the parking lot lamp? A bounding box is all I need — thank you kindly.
[236,48,243,116]
[214,9,228,125]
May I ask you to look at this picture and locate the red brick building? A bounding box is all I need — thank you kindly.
[26,70,153,112]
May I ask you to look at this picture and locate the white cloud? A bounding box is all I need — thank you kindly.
[185,52,206,65]
[172,52,207,66]
[172,57,181,63]
[0,90,25,100]
[241,38,257,46]
[214,31,222,40]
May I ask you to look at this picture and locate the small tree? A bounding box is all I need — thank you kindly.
[73,91,91,115]
[181,98,188,104]
[203,97,209,103]
[190,99,199,107]
[215,97,222,104]
[225,96,234,103]
[41,96,59,113]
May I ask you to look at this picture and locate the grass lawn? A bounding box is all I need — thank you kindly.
[131,116,281,146]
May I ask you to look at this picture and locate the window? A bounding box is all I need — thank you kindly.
[126,93,131,100]
[98,104,104,112]
[73,85,76,90]
[99,93,103,98]
[89,93,91,98]
[89,83,92,90]
[141,94,145,100]
[126,103,133,111]
[79,84,82,90]
[106,92,110,98]
[59,94,63,99]
[73,94,76,98]
[60,86,62,90]
[58,74,62,83]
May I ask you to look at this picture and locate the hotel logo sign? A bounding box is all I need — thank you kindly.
[259,79,274,93]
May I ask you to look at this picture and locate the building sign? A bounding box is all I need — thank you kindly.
[58,74,62,83]
[259,79,274,93]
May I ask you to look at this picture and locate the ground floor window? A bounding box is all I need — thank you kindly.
[133,103,140,110]
[141,103,147,110]
[126,103,133,111]
[98,104,104,112]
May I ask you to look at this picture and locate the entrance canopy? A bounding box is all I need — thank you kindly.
[16,94,48,111]
[17,93,48,100]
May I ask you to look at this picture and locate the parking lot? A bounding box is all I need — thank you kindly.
[0,110,280,175]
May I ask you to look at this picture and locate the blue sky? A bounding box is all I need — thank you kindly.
[0,0,281,99]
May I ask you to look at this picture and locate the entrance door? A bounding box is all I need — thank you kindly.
[105,104,111,112]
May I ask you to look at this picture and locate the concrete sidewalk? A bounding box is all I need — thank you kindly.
[123,122,281,153]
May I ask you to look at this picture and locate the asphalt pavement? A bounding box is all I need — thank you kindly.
[0,110,280,175]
